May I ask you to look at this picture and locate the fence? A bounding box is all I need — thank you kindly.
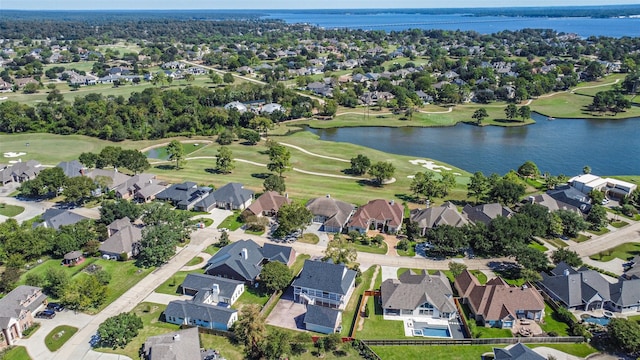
[454,298,472,338]
[259,290,282,317]
[180,325,234,339]
[350,294,365,338]
[361,336,585,346]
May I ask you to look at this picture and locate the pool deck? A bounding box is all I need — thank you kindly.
[383,315,466,338]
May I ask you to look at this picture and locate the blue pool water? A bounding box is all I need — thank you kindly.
[421,327,450,338]
[583,317,610,326]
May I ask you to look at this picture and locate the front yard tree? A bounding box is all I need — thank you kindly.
[368,161,395,186]
[516,246,549,272]
[607,318,640,355]
[233,305,266,359]
[472,108,488,125]
[551,248,583,267]
[518,105,531,122]
[274,202,312,237]
[62,274,107,311]
[589,189,605,205]
[100,200,143,224]
[324,234,357,265]
[586,204,608,230]
[263,174,286,194]
[260,261,293,293]
[63,176,96,204]
[349,154,371,175]
[504,103,518,121]
[556,210,588,238]
[267,142,291,177]
[448,262,468,278]
[215,146,235,174]
[166,140,185,170]
[136,223,182,267]
[97,312,143,349]
[467,171,489,203]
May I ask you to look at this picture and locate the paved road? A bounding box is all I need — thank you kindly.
[569,219,640,257]
[0,195,55,224]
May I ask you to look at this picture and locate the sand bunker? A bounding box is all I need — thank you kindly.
[3,152,26,158]
[409,159,452,173]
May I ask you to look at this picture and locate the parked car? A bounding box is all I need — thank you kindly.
[47,302,64,312]
[36,310,56,319]
[601,198,610,205]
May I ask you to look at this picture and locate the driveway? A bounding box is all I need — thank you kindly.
[0,195,54,223]
[303,223,330,247]
[381,266,399,282]
[265,288,307,332]
[192,208,233,229]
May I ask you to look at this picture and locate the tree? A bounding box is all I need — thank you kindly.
[551,249,583,267]
[217,230,230,247]
[79,152,98,168]
[488,177,526,205]
[97,146,122,169]
[223,72,235,84]
[100,200,143,224]
[62,275,108,311]
[215,146,235,174]
[19,167,67,198]
[266,142,291,178]
[239,128,260,145]
[426,225,468,256]
[260,261,293,293]
[274,202,312,237]
[517,105,531,122]
[472,108,488,125]
[322,99,338,117]
[97,312,143,349]
[263,174,286,194]
[136,223,182,267]
[582,166,591,174]
[217,129,235,145]
[516,246,549,272]
[349,154,371,176]
[504,103,517,120]
[324,234,357,265]
[517,160,540,178]
[448,262,468,278]
[467,171,489,203]
[166,140,185,170]
[588,189,605,205]
[261,328,291,360]
[608,318,640,355]
[45,267,70,298]
[118,149,150,174]
[233,305,266,359]
[368,161,395,186]
[208,71,222,85]
[556,210,588,237]
[586,204,608,230]
[183,73,195,84]
[62,176,96,204]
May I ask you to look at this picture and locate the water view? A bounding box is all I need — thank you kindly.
[306,113,640,176]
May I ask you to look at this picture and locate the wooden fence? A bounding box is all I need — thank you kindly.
[361,336,585,346]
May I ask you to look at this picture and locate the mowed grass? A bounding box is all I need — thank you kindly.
[44,325,78,351]
[590,242,640,262]
[540,303,570,336]
[1,346,32,360]
[358,296,406,339]
[341,266,375,337]
[155,269,203,295]
[0,203,25,217]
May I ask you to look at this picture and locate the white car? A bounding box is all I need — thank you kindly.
[601,199,610,205]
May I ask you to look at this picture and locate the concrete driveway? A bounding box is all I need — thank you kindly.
[381,266,399,282]
[192,208,233,229]
[0,195,54,223]
[303,223,330,247]
[266,288,307,332]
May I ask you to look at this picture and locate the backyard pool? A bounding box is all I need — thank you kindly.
[583,317,610,326]
[412,322,451,338]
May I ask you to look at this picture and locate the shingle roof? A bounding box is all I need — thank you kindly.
[164,300,237,326]
[142,327,201,360]
[304,304,341,329]
[100,221,142,255]
[156,182,211,207]
[0,286,46,328]
[181,274,243,299]
[36,208,88,230]
[610,279,640,307]
[306,196,354,229]
[381,270,456,314]
[462,203,513,225]
[410,202,468,229]
[86,169,131,189]
[261,243,294,265]
[56,160,85,178]
[348,199,403,229]
[205,239,263,282]
[202,182,254,209]
[292,260,356,295]
[529,193,581,213]
[247,191,291,216]
[493,343,545,360]
[539,263,612,308]
[114,173,156,197]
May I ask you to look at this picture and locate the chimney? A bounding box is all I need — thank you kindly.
[528,196,535,204]
[285,193,289,199]
[326,194,331,198]
[212,283,220,303]
[563,268,570,276]
[390,200,394,206]
[241,248,248,260]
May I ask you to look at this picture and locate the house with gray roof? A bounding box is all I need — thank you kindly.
[381,270,457,320]
[492,343,545,360]
[224,101,247,113]
[99,217,142,259]
[194,183,253,212]
[292,259,356,309]
[546,185,592,213]
[179,274,244,305]
[462,203,513,225]
[306,195,355,233]
[0,286,46,349]
[204,239,264,283]
[262,243,296,267]
[114,174,164,201]
[609,278,640,313]
[34,208,88,230]
[142,327,201,360]
[304,304,342,334]
[164,300,238,331]
[57,160,85,178]
[410,202,469,236]
[0,160,41,184]
[86,168,131,192]
[260,103,284,115]
[155,182,212,210]
[623,255,640,280]
[527,193,582,214]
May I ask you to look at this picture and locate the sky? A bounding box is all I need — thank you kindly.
[5,0,640,10]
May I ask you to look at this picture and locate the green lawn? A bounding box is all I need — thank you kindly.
[21,323,40,339]
[186,256,204,267]
[628,314,640,323]
[358,296,406,339]
[291,254,310,276]
[397,241,416,257]
[234,287,270,308]
[217,212,243,231]
[460,303,512,338]
[573,234,593,242]
[352,241,388,255]
[528,242,548,252]
[540,303,570,336]
[611,220,628,228]
[471,270,488,285]
[545,237,568,249]
[145,142,206,160]
[342,266,375,337]
[0,203,24,217]
[244,228,265,236]
[18,258,98,288]
[155,269,203,295]
[590,242,640,262]
[298,233,319,244]
[1,346,32,360]
[44,325,78,351]
[204,245,221,256]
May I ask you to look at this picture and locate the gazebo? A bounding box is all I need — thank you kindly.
[63,251,84,266]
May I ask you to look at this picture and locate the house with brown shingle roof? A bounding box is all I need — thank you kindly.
[410,202,468,236]
[245,191,291,217]
[99,217,142,259]
[348,199,403,234]
[454,270,544,329]
[462,203,513,225]
[306,195,355,233]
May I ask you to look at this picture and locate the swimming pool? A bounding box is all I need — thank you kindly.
[583,317,610,326]
[412,322,451,338]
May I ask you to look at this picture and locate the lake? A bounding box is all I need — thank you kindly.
[261,10,640,38]
[306,113,640,176]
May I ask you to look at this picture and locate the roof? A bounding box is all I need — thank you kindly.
[100,221,142,254]
[86,169,131,189]
[455,270,544,322]
[381,270,456,313]
[224,101,247,112]
[494,343,545,360]
[164,300,237,326]
[57,160,85,178]
[610,279,640,307]
[261,243,295,264]
[181,274,243,299]
[529,193,581,213]
[261,103,283,114]
[304,304,341,329]
[64,250,83,260]
[292,260,356,295]
[36,208,88,230]
[306,196,354,229]
[156,182,211,207]
[539,263,612,308]
[546,186,591,213]
[207,183,254,208]
[348,199,403,229]
[246,191,291,216]
[0,286,46,329]
[8,160,41,179]
[114,173,156,197]
[410,202,469,229]
[205,239,263,281]
[142,327,201,360]
[462,203,513,225]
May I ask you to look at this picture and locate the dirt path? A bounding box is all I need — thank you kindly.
[279,142,350,163]
[357,265,380,331]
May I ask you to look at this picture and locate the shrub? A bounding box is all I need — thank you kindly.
[397,239,410,251]
[119,252,128,261]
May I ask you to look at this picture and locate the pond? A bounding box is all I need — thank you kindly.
[306,113,640,176]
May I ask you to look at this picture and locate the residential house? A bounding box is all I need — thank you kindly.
[204,239,264,283]
[0,160,41,184]
[491,343,545,360]
[34,208,88,230]
[347,199,403,234]
[62,250,84,266]
[86,168,132,193]
[455,270,545,328]
[609,279,640,313]
[99,217,142,259]
[292,259,356,309]
[114,174,165,201]
[304,304,342,334]
[0,80,12,92]
[462,203,513,225]
[569,174,637,199]
[245,191,291,217]
[623,255,640,280]
[410,202,469,236]
[260,103,284,115]
[13,77,38,90]
[141,327,201,360]
[306,195,355,233]
[381,270,457,320]
[224,101,248,113]
[527,193,582,214]
[179,274,245,304]
[155,182,212,210]
[262,243,296,267]
[415,90,433,104]
[359,91,394,106]
[546,185,592,213]
[57,160,85,178]
[0,286,46,349]
[164,300,237,331]
[194,183,253,212]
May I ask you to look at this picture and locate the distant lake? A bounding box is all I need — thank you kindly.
[261,11,640,38]
[306,113,640,176]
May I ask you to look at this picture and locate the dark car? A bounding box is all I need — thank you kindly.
[36,310,56,319]
[47,302,64,312]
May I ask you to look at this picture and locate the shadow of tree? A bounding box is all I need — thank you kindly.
[251,173,271,179]
[154,164,175,171]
